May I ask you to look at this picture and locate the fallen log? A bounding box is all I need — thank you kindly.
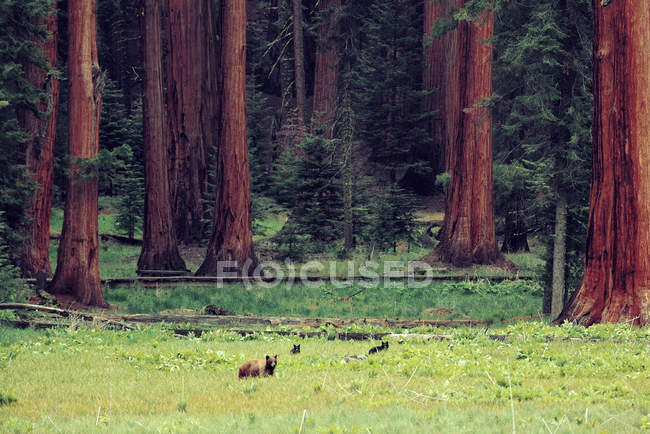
[100,313,487,329]
[0,303,133,330]
[22,273,536,288]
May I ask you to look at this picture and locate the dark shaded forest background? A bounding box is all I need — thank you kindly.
[0,0,593,311]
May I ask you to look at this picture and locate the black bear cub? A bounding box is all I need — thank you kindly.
[368,341,389,354]
[238,354,278,378]
[290,344,301,354]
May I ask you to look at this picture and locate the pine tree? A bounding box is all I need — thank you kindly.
[493,0,592,312]
[366,183,418,253]
[352,0,431,186]
[114,145,144,240]
[275,133,343,255]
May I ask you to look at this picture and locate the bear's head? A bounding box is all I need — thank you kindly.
[265,354,278,373]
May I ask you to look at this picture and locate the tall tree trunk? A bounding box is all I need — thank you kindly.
[341,83,354,251]
[17,3,59,277]
[50,0,107,307]
[197,0,257,276]
[312,0,340,138]
[165,0,220,245]
[292,0,306,123]
[556,0,650,326]
[426,4,503,267]
[423,0,448,175]
[138,0,187,272]
[551,194,568,319]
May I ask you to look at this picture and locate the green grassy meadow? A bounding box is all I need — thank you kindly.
[105,279,543,323]
[0,324,648,433]
[18,205,646,433]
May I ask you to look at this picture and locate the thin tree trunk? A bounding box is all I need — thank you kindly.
[423,0,448,175]
[138,0,187,272]
[426,3,504,267]
[197,0,257,276]
[165,0,220,245]
[312,0,340,138]
[551,194,567,319]
[341,84,354,251]
[555,0,650,326]
[17,3,59,277]
[292,0,306,123]
[50,0,107,307]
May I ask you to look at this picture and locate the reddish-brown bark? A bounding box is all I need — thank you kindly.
[165,0,220,244]
[312,0,340,138]
[50,0,107,307]
[425,3,502,267]
[292,0,306,123]
[556,1,650,326]
[423,0,449,174]
[197,0,257,276]
[138,0,187,272]
[17,4,59,277]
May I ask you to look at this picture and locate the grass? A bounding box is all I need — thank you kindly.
[105,279,544,323]
[48,203,544,280]
[48,240,140,279]
[0,324,648,433]
[50,208,119,238]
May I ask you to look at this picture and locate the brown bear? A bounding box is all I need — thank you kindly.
[238,354,278,378]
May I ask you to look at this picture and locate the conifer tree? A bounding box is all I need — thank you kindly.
[353,0,431,185]
[16,0,59,277]
[493,0,592,312]
[50,0,108,307]
[198,0,257,276]
[556,0,650,326]
[0,0,54,268]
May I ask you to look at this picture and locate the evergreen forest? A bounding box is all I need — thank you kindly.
[1,0,648,325]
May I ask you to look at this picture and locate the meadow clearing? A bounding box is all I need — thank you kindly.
[0,322,649,433]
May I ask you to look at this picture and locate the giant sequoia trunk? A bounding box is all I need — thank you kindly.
[137,0,187,272]
[425,3,503,267]
[17,4,59,277]
[422,0,448,175]
[50,0,107,307]
[312,0,340,138]
[165,0,220,245]
[197,0,257,276]
[555,1,650,326]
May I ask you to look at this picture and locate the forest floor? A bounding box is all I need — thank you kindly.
[48,196,545,280]
[0,324,648,433]
[42,197,547,321]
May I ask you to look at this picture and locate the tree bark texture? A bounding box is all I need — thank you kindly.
[551,194,568,319]
[138,0,187,272]
[556,0,650,326]
[423,0,449,175]
[312,0,340,138]
[430,3,502,267]
[165,0,220,244]
[292,0,306,123]
[17,3,59,277]
[197,0,257,276]
[50,0,107,307]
